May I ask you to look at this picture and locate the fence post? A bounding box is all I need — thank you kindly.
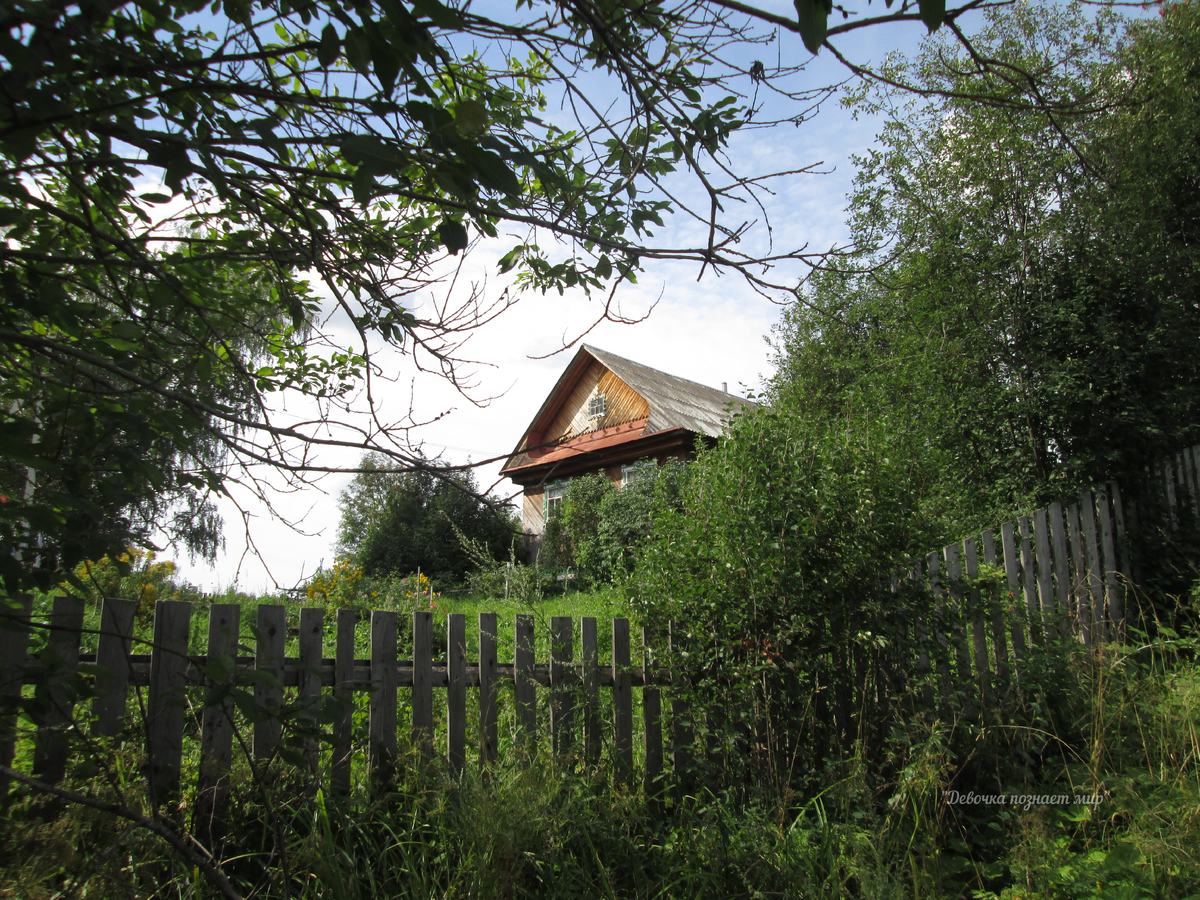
[1111,481,1134,599]
[1163,463,1178,530]
[1000,522,1027,669]
[943,544,973,691]
[581,617,600,765]
[1049,503,1072,639]
[147,600,191,804]
[447,613,466,775]
[964,538,990,709]
[412,610,433,760]
[254,605,286,762]
[298,607,323,772]
[981,531,1010,686]
[369,610,398,787]
[1018,516,1040,645]
[93,597,137,738]
[1081,490,1106,645]
[197,603,240,840]
[0,594,32,799]
[1096,487,1123,641]
[1182,450,1200,520]
[514,614,535,755]
[1033,508,1054,640]
[31,594,85,788]
[1067,503,1088,644]
[331,609,355,799]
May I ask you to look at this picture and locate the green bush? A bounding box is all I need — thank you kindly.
[631,404,943,791]
[541,459,688,586]
[336,453,519,586]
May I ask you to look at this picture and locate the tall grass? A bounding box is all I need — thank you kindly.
[4,574,1200,898]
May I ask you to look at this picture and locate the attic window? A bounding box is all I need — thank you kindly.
[587,393,606,419]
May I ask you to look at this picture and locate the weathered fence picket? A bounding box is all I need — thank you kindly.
[94,597,136,738]
[613,618,632,785]
[32,594,84,787]
[447,613,466,774]
[0,594,32,799]
[332,607,354,797]
[197,602,239,831]
[369,609,398,785]
[479,612,498,766]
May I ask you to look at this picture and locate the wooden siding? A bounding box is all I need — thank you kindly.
[542,360,648,444]
[523,487,544,534]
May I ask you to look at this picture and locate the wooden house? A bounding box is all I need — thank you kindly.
[501,344,756,553]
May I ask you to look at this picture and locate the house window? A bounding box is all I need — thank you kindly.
[544,480,568,519]
[621,458,654,487]
[587,393,606,419]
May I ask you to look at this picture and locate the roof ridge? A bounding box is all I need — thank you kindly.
[582,344,738,397]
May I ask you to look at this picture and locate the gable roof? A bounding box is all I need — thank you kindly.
[501,344,756,476]
[583,345,756,436]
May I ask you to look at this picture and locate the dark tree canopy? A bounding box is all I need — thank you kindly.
[336,454,517,584]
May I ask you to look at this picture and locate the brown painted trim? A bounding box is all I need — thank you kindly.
[505,428,713,486]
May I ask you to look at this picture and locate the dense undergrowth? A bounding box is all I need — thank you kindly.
[2,575,1199,898]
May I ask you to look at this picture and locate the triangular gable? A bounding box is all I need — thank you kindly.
[584,345,756,437]
[501,347,649,473]
[501,345,756,475]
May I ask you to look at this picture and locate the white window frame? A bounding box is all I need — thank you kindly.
[587,393,606,419]
[544,479,568,520]
[621,458,655,487]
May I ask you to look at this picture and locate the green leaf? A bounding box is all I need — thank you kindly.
[469,149,520,196]
[793,0,831,54]
[438,219,469,254]
[317,23,340,68]
[410,0,464,29]
[340,135,409,169]
[455,99,488,137]
[918,0,946,32]
[365,25,400,94]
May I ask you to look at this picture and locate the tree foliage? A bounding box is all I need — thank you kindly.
[772,0,1200,534]
[632,404,941,787]
[336,453,517,585]
[542,458,687,584]
[0,0,1060,591]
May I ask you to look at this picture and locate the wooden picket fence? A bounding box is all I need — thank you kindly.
[0,604,688,811]
[4,446,1200,809]
[827,446,1200,749]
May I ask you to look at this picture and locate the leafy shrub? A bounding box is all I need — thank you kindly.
[632,404,943,790]
[541,459,688,585]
